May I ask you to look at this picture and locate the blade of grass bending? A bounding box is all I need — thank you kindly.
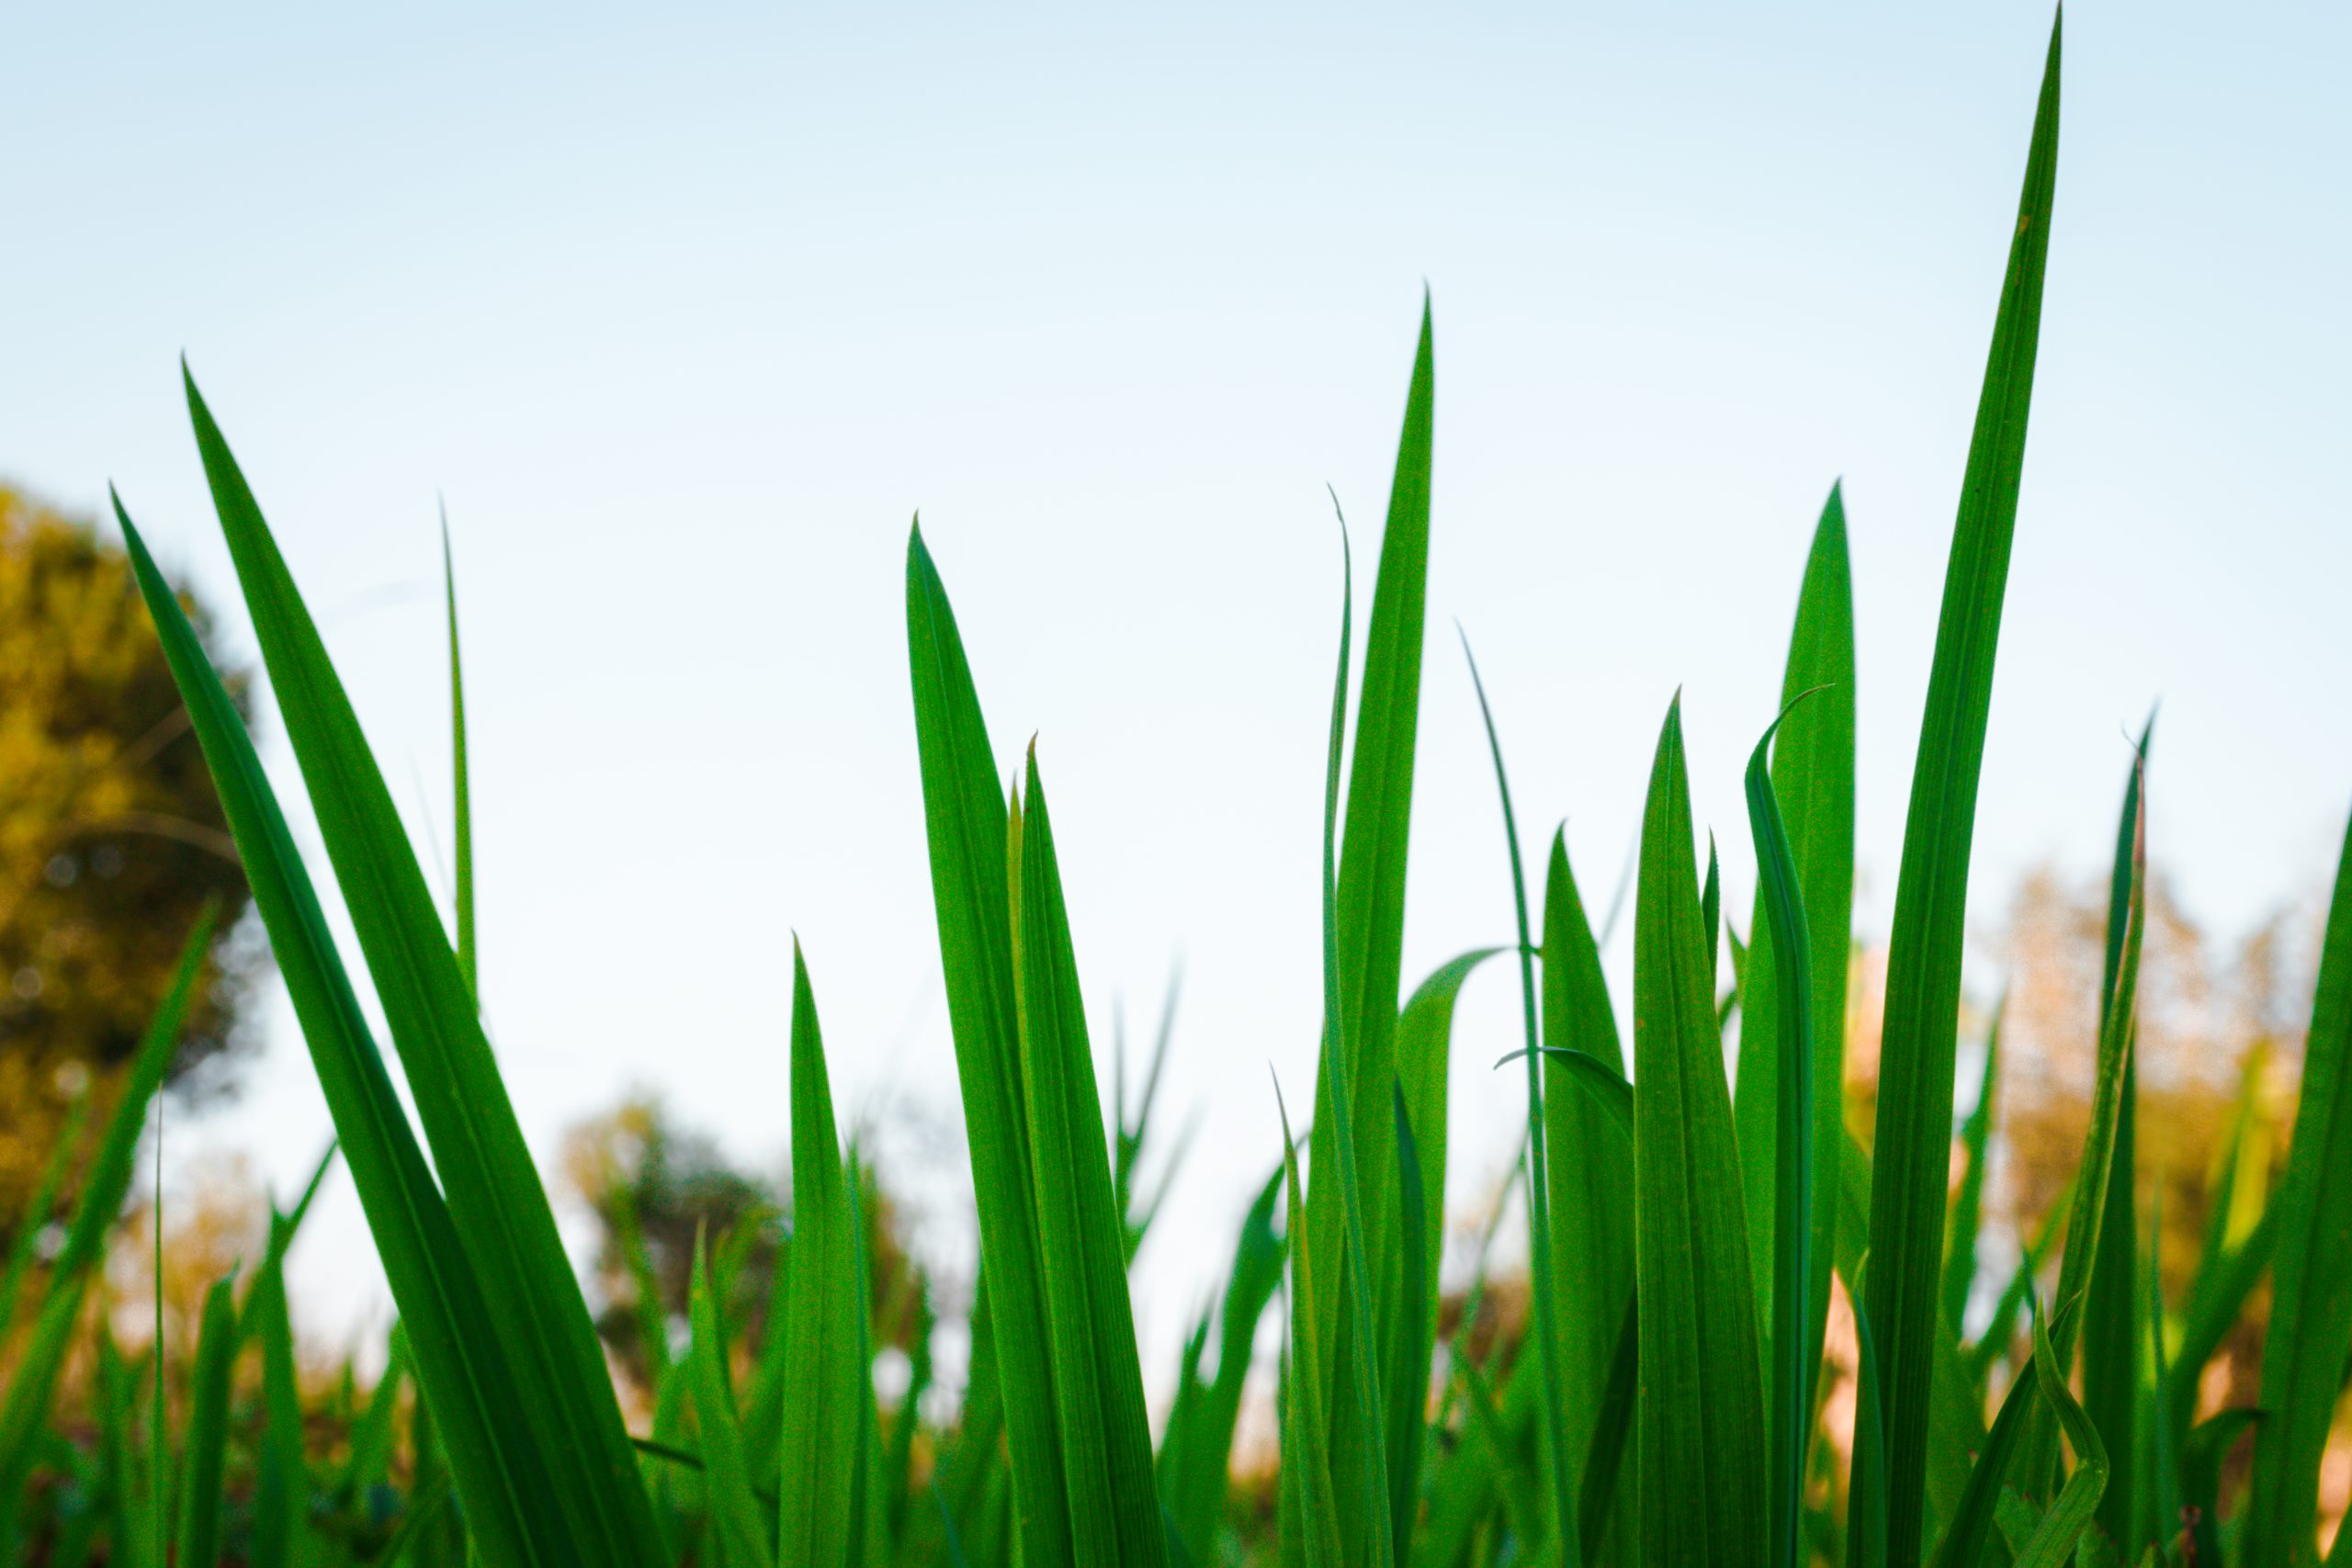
[442,506,474,1001]
[1275,1082,1343,1568]
[905,525,1077,1568]
[773,942,869,1568]
[176,376,663,1567]
[175,1274,237,1568]
[1925,1295,2081,1568]
[2245,807,2352,1567]
[1012,753,1170,1565]
[1462,632,1577,1568]
[1940,1002,2003,1338]
[689,1235,773,1568]
[2081,725,2153,1553]
[1542,831,1638,1568]
[1304,307,1434,1568]
[0,903,214,1546]
[0,1085,90,1347]
[1397,950,1500,1328]
[119,499,571,1566]
[2004,1296,2109,1568]
[1867,21,2063,1562]
[1634,696,1768,1568]
[1747,699,1822,1568]
[1735,488,1857,1429]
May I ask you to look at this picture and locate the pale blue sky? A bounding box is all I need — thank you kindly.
[4,5,2346,1368]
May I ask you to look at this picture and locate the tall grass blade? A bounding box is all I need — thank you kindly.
[175,374,664,1567]
[442,507,474,1000]
[174,1274,237,1568]
[1940,1003,2002,1337]
[689,1235,773,1568]
[1849,1274,1889,1568]
[1277,1085,1344,1568]
[248,1216,312,1568]
[1633,696,1767,1567]
[119,498,573,1565]
[772,942,870,1568]
[1011,752,1170,1565]
[1542,830,1637,1568]
[1747,702,1820,1568]
[1462,632,1577,1568]
[1735,488,1856,1426]
[1160,1163,1284,1562]
[1926,1296,2079,1568]
[905,524,1077,1568]
[2244,807,2352,1567]
[1865,19,2062,1561]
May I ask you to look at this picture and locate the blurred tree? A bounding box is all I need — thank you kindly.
[0,482,258,1228]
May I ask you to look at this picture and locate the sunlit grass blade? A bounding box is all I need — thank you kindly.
[1397,950,1499,1324]
[1303,305,1433,1568]
[1462,632,1577,1568]
[1011,752,1170,1565]
[689,1235,773,1568]
[1865,19,2062,1562]
[0,904,214,1545]
[174,1274,237,1568]
[119,497,572,1565]
[1276,1084,1343,1568]
[769,941,870,1568]
[1747,701,1820,1568]
[905,524,1076,1568]
[1388,1085,1430,1563]
[1633,696,1767,1567]
[1735,487,1856,1429]
[175,374,663,1567]
[1939,1002,2002,1337]
[1543,828,1638,1568]
[2244,807,2352,1567]
[442,505,474,1000]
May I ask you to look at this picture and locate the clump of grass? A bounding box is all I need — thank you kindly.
[6,9,2352,1568]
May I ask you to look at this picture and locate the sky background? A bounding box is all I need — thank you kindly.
[4,3,2347,1385]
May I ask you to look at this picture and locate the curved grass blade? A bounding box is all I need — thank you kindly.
[1747,702,1820,1568]
[773,942,871,1568]
[1735,488,1857,1430]
[175,375,663,1567]
[1867,22,2063,1561]
[905,525,1076,1568]
[1634,696,1768,1567]
[119,498,571,1566]
[2245,807,2352,1567]
[1397,949,1501,1324]
[1926,1295,2081,1568]
[1012,753,1170,1566]
[689,1235,773,1568]
[2006,1296,2109,1568]
[175,1275,237,1568]
[1543,829,1637,1568]
[1462,632,1577,1568]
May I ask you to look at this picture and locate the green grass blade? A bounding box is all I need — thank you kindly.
[0,1085,90,1348]
[1633,696,1768,1568]
[2245,806,2352,1567]
[1162,1164,1285,1562]
[2006,1296,2109,1568]
[1925,1296,2079,1568]
[1747,705,1819,1568]
[1849,1274,1889,1568]
[1542,830,1638,1568]
[1388,1085,1430,1564]
[1462,634,1577,1568]
[774,942,868,1568]
[248,1220,311,1568]
[1939,1002,2002,1337]
[0,905,213,1540]
[689,1235,774,1568]
[174,1274,237,1568]
[905,524,1076,1568]
[1865,19,2062,1562]
[1304,306,1434,1568]
[2143,1201,2181,1558]
[119,497,571,1566]
[1397,950,1500,1328]
[1735,487,1857,1432]
[1012,753,1170,1565]
[1276,1085,1344,1568]
[2181,1410,2258,1568]
[175,374,663,1567]
[441,506,475,1002]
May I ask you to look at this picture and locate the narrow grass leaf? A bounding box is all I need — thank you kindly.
[1276,1086,1344,1568]
[1867,22,2063,1561]
[441,508,474,1000]
[174,1275,237,1568]
[690,1235,773,1568]
[2007,1297,2109,1568]
[1940,1003,2003,1337]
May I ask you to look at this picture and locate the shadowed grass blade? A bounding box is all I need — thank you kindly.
[774,942,870,1568]
[1849,1274,1888,1568]
[175,374,663,1567]
[1940,1002,2002,1337]
[1747,703,1819,1568]
[175,1275,237,1568]
[2245,807,2352,1567]
[1866,20,2062,1562]
[905,525,1076,1568]
[1012,752,1170,1565]
[119,498,571,1566]
[1634,696,1767,1567]
[1735,488,1856,1435]
[1543,830,1638,1568]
